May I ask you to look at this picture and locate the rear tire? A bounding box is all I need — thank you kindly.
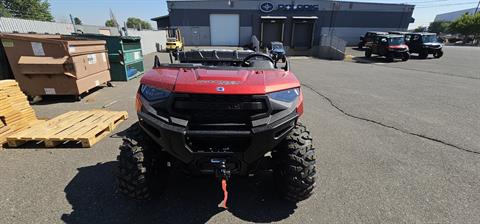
[386,53,394,62]
[365,49,372,58]
[117,123,167,201]
[402,52,410,61]
[419,50,428,59]
[273,122,316,202]
[433,50,443,58]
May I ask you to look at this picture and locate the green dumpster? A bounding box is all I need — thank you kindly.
[0,39,14,80]
[77,34,144,81]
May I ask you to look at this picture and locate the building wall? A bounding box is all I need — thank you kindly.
[0,17,119,35]
[153,17,170,29]
[0,17,75,34]
[126,29,168,54]
[165,0,414,46]
[434,8,476,22]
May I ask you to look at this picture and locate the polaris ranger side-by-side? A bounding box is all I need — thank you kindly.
[358,31,388,49]
[405,33,443,59]
[365,34,410,62]
[117,50,316,207]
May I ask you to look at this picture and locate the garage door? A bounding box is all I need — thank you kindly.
[210,14,239,46]
[263,22,284,44]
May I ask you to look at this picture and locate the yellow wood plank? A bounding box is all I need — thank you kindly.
[76,112,127,140]
[69,112,125,139]
[50,111,111,140]
[24,111,95,139]
[6,110,128,148]
[15,111,101,140]
[7,111,87,139]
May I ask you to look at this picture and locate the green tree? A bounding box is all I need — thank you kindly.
[0,0,53,21]
[413,26,427,32]
[449,13,480,38]
[105,19,117,27]
[0,4,12,17]
[428,21,451,34]
[74,17,82,25]
[126,17,152,30]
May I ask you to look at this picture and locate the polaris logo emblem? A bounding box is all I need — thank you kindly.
[216,87,225,92]
[259,1,274,13]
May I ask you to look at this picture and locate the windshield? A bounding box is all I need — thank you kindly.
[422,35,438,43]
[272,44,283,50]
[388,37,405,45]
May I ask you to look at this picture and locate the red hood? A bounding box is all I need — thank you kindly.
[141,67,300,94]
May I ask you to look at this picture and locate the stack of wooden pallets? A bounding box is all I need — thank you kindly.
[0,80,128,148]
[0,121,10,144]
[7,110,128,148]
[0,80,41,144]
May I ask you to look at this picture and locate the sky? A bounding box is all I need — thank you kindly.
[49,0,480,29]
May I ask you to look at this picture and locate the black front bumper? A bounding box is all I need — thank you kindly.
[425,47,442,54]
[137,97,299,175]
[388,50,409,58]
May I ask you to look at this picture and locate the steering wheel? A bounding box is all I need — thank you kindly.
[242,53,275,67]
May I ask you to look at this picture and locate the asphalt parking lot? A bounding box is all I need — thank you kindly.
[1,46,479,224]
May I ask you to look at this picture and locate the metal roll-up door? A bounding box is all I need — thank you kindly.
[210,14,239,46]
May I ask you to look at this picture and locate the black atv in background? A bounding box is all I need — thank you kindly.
[358,31,388,49]
[365,34,410,62]
[405,33,444,59]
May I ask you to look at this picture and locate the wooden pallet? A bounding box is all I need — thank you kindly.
[6,110,128,148]
[0,80,39,145]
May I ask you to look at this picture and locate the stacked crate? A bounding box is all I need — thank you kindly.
[0,80,40,144]
[0,80,129,148]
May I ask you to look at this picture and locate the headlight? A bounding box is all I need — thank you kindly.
[268,88,300,103]
[140,85,171,101]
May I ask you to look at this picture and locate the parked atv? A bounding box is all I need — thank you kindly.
[405,32,443,59]
[358,31,388,49]
[117,49,316,206]
[365,34,410,62]
[268,41,287,63]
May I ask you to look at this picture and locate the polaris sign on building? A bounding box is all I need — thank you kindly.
[260,2,320,12]
[152,0,415,55]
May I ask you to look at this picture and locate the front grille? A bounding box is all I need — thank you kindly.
[171,94,269,125]
[172,94,269,153]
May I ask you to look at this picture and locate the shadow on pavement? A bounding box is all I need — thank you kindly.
[352,56,388,64]
[352,55,434,64]
[352,47,366,51]
[62,123,297,224]
[61,162,296,224]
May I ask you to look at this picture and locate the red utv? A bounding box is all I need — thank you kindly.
[117,50,316,207]
[365,34,410,62]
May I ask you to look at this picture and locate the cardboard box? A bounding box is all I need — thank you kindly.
[0,33,111,96]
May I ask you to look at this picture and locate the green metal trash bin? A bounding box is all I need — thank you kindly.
[0,39,14,80]
[77,34,144,81]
